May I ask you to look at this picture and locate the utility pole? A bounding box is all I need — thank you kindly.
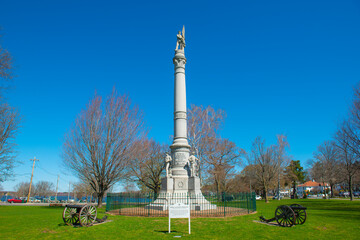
[277,171,281,200]
[277,154,281,201]
[27,157,39,203]
[55,175,59,202]
[68,182,71,202]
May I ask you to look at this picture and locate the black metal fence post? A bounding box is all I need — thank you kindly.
[247,192,250,214]
[223,192,226,217]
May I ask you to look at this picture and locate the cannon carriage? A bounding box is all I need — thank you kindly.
[260,204,307,227]
[62,204,97,226]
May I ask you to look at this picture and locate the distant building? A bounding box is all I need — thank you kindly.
[297,180,330,196]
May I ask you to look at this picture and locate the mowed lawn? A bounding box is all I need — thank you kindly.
[0,199,359,239]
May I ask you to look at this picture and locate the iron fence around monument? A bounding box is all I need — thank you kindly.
[106,192,256,217]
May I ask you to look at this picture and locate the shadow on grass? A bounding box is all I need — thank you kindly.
[57,223,70,227]
[155,230,179,234]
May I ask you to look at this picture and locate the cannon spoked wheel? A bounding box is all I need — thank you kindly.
[63,207,79,225]
[290,204,307,225]
[79,205,97,227]
[275,205,296,227]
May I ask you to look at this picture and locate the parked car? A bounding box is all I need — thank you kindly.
[7,198,23,203]
[29,197,41,203]
[340,192,350,197]
[61,199,76,203]
[353,192,360,197]
[255,195,262,200]
[43,197,60,203]
[273,195,283,200]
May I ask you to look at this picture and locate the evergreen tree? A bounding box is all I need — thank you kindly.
[286,160,306,198]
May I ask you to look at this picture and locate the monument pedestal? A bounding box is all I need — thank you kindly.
[147,176,217,211]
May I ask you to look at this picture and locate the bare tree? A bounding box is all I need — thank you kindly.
[0,103,20,182]
[226,173,250,193]
[128,139,167,195]
[62,90,145,207]
[34,181,54,197]
[241,164,261,193]
[73,181,93,200]
[335,123,360,200]
[0,36,14,83]
[15,182,33,198]
[247,136,288,203]
[338,84,360,157]
[0,36,19,182]
[123,181,137,192]
[313,140,340,198]
[187,105,225,177]
[203,138,243,196]
[274,135,290,200]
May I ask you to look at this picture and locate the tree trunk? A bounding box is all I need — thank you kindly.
[292,182,296,199]
[322,181,327,199]
[97,193,104,208]
[330,184,334,198]
[153,188,159,199]
[264,186,269,203]
[215,179,221,201]
[349,175,353,201]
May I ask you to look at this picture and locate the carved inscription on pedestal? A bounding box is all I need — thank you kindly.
[175,152,186,165]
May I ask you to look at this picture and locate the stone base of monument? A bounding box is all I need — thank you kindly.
[146,176,217,211]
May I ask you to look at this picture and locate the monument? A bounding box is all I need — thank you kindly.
[148,26,216,211]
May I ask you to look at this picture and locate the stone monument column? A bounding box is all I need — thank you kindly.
[170,49,190,178]
[148,26,216,211]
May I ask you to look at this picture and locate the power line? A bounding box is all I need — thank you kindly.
[36,164,72,183]
[14,173,31,177]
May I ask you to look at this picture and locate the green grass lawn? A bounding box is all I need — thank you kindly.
[0,199,359,239]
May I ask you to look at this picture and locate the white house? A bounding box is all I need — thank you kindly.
[297,180,330,196]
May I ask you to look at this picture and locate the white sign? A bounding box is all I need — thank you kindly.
[169,203,191,234]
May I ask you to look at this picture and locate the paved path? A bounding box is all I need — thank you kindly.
[0,202,50,206]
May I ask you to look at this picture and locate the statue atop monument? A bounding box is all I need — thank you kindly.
[175,25,186,50]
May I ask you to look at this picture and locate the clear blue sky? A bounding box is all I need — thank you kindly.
[1,0,359,192]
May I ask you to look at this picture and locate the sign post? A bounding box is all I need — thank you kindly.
[168,203,191,234]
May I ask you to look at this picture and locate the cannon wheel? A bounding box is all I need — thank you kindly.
[275,205,296,227]
[63,207,79,225]
[290,204,307,225]
[79,205,97,226]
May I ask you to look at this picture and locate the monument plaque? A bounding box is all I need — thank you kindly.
[169,203,191,234]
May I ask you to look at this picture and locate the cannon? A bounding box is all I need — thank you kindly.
[63,204,97,226]
[260,204,307,227]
